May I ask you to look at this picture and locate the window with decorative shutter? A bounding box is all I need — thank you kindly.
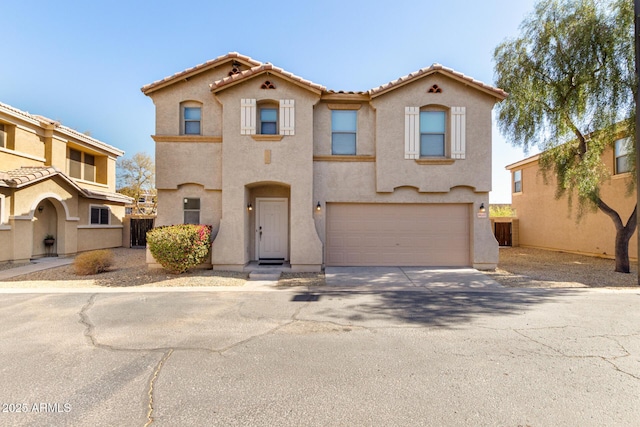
[404,107,420,159]
[279,99,295,135]
[240,99,256,135]
[450,107,466,159]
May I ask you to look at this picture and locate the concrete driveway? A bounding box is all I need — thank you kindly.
[325,267,503,290]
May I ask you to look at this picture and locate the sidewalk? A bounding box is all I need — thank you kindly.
[0,257,74,280]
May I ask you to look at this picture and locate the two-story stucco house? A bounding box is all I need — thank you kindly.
[142,52,506,272]
[0,101,132,263]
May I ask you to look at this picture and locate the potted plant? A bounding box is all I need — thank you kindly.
[44,234,55,246]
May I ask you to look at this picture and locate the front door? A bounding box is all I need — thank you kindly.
[256,198,288,260]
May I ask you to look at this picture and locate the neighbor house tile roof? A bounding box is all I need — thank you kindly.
[0,166,133,203]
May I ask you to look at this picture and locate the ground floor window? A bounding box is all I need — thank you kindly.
[183,198,200,224]
[90,206,110,225]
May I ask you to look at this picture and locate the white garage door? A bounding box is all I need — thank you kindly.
[326,203,470,267]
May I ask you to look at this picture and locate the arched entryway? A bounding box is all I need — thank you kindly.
[246,182,290,263]
[32,198,59,258]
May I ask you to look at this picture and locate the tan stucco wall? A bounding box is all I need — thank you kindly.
[77,227,124,252]
[148,68,227,136]
[210,74,323,270]
[371,74,495,193]
[509,149,637,259]
[144,59,500,270]
[313,102,375,156]
[155,142,222,190]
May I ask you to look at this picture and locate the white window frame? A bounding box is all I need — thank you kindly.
[405,106,465,160]
[90,205,110,225]
[614,138,631,175]
[183,197,200,224]
[241,99,295,136]
[331,110,357,155]
[513,170,522,193]
[181,102,202,135]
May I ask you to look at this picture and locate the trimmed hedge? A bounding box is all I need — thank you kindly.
[147,224,212,273]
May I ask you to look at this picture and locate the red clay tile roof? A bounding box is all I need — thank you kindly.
[0,166,133,203]
[141,52,507,101]
[209,63,326,94]
[141,52,263,94]
[368,63,508,99]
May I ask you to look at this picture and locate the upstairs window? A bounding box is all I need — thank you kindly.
[183,198,200,224]
[615,138,631,174]
[513,170,522,193]
[68,148,98,182]
[259,107,278,135]
[331,110,357,155]
[419,111,446,157]
[183,106,201,135]
[90,206,110,225]
[69,148,82,179]
[0,124,5,148]
[241,99,295,136]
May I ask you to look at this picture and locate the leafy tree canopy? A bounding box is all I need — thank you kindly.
[494,0,635,204]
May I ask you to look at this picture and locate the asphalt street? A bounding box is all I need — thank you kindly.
[0,284,639,426]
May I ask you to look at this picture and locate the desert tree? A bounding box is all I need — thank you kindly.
[494,0,636,272]
[117,152,156,215]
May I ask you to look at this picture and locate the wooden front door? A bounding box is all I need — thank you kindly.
[256,198,288,260]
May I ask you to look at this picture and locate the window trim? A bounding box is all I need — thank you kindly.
[183,197,201,225]
[614,138,632,175]
[419,109,447,158]
[331,110,357,155]
[89,205,110,225]
[513,170,522,193]
[181,101,203,136]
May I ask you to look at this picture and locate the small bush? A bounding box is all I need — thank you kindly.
[147,224,212,274]
[74,250,114,276]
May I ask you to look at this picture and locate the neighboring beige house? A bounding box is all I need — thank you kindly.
[506,140,637,260]
[0,101,132,263]
[141,52,506,272]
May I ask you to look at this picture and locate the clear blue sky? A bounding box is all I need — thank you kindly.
[1,0,539,203]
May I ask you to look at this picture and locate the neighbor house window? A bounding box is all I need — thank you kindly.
[259,107,278,135]
[0,124,5,148]
[331,110,357,155]
[68,148,98,182]
[183,198,200,224]
[183,107,202,135]
[90,206,110,225]
[69,149,82,179]
[513,170,522,193]
[615,138,631,174]
[420,111,446,157]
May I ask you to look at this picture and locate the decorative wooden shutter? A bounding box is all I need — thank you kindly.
[404,107,419,159]
[240,99,256,135]
[279,99,295,135]
[450,107,466,159]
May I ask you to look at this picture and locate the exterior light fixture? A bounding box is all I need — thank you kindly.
[316,201,322,211]
[38,205,44,213]
[479,203,486,214]
[247,203,253,211]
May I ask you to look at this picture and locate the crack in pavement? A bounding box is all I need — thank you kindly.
[144,349,173,427]
[513,328,640,381]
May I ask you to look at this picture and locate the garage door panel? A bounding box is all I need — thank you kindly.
[326,203,470,267]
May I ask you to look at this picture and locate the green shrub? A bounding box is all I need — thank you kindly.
[74,250,114,275]
[147,224,212,273]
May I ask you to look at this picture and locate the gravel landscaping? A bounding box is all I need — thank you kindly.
[1,246,638,289]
